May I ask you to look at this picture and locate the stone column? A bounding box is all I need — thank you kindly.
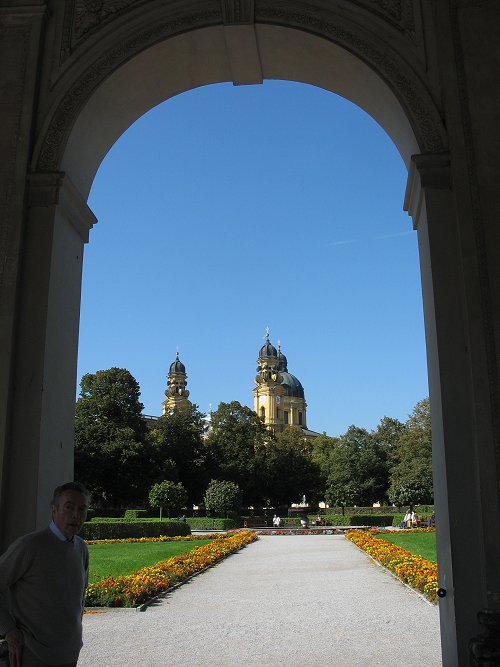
[405,153,500,665]
[0,4,48,550]
[1,173,96,549]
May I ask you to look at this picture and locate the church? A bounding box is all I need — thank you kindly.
[3,4,497,658]
[253,332,319,438]
[161,333,319,438]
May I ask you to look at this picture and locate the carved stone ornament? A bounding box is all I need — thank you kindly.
[351,0,416,40]
[0,26,30,294]
[39,1,444,171]
[61,0,152,59]
[453,0,497,6]
[256,2,444,152]
[470,609,500,665]
[40,6,221,170]
[221,0,255,25]
[368,0,403,21]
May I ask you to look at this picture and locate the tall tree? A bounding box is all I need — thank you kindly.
[76,367,146,437]
[264,427,322,506]
[324,425,389,509]
[310,432,339,497]
[74,367,150,506]
[147,405,208,505]
[205,401,268,506]
[373,416,407,462]
[388,397,433,507]
[324,432,361,512]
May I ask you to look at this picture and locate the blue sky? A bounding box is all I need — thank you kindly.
[78,80,428,436]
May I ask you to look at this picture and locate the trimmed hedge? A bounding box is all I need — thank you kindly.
[319,505,434,515]
[124,509,148,519]
[91,516,187,522]
[186,517,238,530]
[86,508,123,518]
[80,520,190,540]
[321,514,396,527]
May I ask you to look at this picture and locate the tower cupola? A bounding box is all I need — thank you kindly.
[277,340,288,371]
[253,331,308,434]
[169,352,186,374]
[162,351,192,414]
[259,331,278,359]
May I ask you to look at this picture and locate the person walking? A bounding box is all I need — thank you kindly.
[0,482,90,667]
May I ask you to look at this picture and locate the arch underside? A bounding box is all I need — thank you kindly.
[3,2,497,664]
[34,9,446,199]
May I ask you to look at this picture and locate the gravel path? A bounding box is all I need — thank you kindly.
[79,535,442,666]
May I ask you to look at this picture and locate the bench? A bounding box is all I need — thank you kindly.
[243,519,269,528]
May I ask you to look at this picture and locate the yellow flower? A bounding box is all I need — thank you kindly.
[346,530,438,603]
[85,531,258,607]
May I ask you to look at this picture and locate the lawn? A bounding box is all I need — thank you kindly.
[378,531,437,563]
[88,540,211,581]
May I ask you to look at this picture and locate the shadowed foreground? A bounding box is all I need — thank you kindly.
[79,535,441,666]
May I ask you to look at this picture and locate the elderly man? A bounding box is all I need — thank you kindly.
[0,482,89,667]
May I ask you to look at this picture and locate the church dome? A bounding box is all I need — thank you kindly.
[277,348,288,371]
[169,352,185,374]
[259,334,277,359]
[279,371,305,398]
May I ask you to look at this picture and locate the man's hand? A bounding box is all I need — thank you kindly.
[6,626,23,667]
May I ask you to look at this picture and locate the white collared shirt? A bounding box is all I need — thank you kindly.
[49,520,69,542]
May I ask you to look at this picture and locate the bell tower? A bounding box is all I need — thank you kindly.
[162,352,192,414]
[253,330,309,434]
[253,329,284,433]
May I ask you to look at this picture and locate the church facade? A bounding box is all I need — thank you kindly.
[160,335,318,437]
[253,333,318,438]
[162,332,319,438]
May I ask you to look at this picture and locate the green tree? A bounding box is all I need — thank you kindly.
[324,435,360,513]
[388,479,431,508]
[74,368,150,506]
[205,401,268,506]
[147,405,208,504]
[76,367,146,436]
[388,398,433,507]
[325,479,362,514]
[310,432,339,491]
[204,479,242,517]
[149,480,188,520]
[264,427,322,506]
[323,425,389,510]
[373,416,407,462]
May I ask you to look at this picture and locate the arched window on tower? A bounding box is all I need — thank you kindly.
[260,406,265,420]
[298,411,303,425]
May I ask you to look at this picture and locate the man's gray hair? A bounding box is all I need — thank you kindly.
[51,482,90,506]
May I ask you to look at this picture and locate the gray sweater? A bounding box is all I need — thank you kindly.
[0,527,88,664]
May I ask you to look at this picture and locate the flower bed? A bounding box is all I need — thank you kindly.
[85,530,257,607]
[256,529,344,535]
[346,529,438,603]
[85,533,227,545]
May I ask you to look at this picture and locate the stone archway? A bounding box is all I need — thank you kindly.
[1,3,499,665]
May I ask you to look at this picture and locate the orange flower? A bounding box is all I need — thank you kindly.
[85,530,258,608]
[346,530,438,603]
